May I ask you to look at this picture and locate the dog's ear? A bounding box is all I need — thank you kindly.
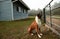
[37,13,42,19]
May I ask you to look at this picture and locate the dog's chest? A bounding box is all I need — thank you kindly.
[37,19,41,27]
[35,16,41,27]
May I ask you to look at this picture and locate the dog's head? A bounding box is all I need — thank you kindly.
[37,13,42,19]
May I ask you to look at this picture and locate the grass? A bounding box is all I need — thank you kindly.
[0,16,60,39]
[52,15,60,19]
[0,17,34,39]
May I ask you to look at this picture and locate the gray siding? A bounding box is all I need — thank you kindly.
[0,0,13,21]
[13,4,28,20]
[0,0,29,21]
[0,0,10,1]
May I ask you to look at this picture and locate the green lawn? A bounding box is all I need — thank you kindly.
[46,15,60,19]
[0,17,34,39]
[0,16,60,39]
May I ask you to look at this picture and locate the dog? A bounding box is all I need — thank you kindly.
[27,13,43,38]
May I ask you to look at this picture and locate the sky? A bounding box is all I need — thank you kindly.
[23,0,60,10]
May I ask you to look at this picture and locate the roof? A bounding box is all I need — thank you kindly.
[19,0,30,10]
[12,0,30,10]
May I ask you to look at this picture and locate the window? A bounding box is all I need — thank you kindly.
[16,7,19,12]
[26,10,27,13]
[20,8,27,13]
[24,9,26,13]
[23,9,27,13]
[19,7,21,12]
[23,9,24,13]
[16,7,22,12]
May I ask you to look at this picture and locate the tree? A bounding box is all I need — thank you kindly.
[28,9,42,16]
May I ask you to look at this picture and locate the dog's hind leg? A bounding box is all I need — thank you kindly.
[28,28,34,36]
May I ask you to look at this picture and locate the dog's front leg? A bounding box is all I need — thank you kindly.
[35,27,41,38]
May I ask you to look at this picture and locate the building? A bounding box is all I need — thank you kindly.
[0,0,30,21]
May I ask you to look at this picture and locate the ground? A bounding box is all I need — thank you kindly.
[0,16,60,39]
[46,16,60,33]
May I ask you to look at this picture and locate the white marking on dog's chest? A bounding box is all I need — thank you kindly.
[35,16,41,27]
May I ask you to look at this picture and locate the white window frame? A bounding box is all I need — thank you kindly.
[18,7,21,12]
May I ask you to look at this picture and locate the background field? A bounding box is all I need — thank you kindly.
[0,16,60,39]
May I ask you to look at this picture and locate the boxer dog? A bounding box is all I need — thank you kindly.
[28,13,43,38]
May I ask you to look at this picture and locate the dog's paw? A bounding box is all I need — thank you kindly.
[38,34,41,38]
[31,33,34,36]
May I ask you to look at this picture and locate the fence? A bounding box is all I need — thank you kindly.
[43,0,60,36]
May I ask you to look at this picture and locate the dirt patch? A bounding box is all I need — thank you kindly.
[46,18,60,25]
